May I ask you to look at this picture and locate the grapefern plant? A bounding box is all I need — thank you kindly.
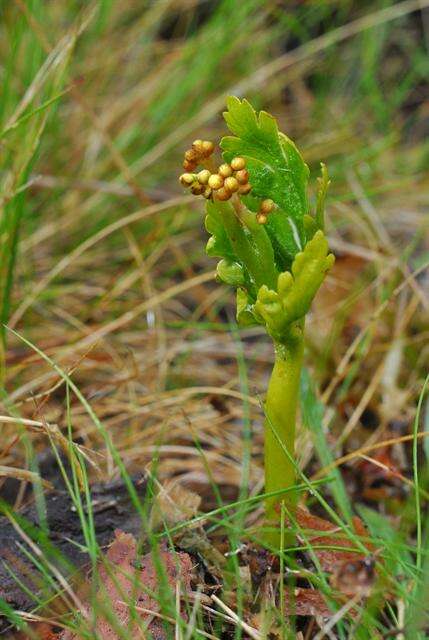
[179,97,334,545]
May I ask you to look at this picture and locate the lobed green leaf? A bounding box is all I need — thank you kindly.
[221,96,309,260]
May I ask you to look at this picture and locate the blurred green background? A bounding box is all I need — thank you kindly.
[0,0,428,491]
[0,3,428,635]
[1,1,427,345]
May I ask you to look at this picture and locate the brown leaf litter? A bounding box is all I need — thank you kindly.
[59,530,194,640]
[10,498,378,638]
[294,508,375,579]
[282,507,376,620]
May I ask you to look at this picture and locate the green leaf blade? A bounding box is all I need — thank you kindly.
[204,201,235,260]
[221,97,309,224]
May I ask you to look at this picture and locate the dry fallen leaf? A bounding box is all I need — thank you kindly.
[354,447,405,502]
[283,587,334,617]
[330,556,376,597]
[293,508,375,579]
[16,622,60,640]
[59,529,194,640]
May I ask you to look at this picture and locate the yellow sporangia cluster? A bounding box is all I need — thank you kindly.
[255,198,275,224]
[180,140,251,202]
[179,140,275,223]
[182,139,215,172]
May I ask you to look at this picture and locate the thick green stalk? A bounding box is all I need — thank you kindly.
[264,329,304,546]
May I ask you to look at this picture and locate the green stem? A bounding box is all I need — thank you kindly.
[264,328,304,546]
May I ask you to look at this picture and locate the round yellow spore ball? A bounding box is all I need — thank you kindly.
[260,199,275,214]
[201,140,215,157]
[191,183,205,195]
[208,174,224,190]
[179,173,195,186]
[215,187,231,201]
[235,169,249,184]
[238,183,252,195]
[185,149,198,162]
[197,169,211,185]
[224,176,239,193]
[192,139,204,151]
[218,163,233,178]
[231,157,246,171]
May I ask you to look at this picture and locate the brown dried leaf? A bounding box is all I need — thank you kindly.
[15,622,60,640]
[60,529,194,640]
[294,508,374,575]
[355,448,405,502]
[246,545,275,590]
[283,587,334,617]
[330,557,376,597]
